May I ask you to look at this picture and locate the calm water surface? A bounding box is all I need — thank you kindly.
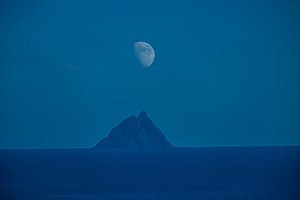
[1,147,300,199]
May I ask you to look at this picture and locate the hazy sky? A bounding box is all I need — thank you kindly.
[1,0,300,148]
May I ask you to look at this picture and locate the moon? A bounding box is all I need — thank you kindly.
[133,41,155,67]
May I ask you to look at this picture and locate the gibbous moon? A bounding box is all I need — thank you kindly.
[133,41,155,67]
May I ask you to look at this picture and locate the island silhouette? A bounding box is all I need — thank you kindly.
[94,111,174,149]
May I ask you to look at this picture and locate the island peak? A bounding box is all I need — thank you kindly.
[93,112,174,149]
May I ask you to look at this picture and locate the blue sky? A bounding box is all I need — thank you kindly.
[1,0,300,148]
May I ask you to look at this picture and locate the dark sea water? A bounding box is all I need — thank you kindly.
[1,147,300,200]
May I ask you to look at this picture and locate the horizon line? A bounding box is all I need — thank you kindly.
[1,144,300,150]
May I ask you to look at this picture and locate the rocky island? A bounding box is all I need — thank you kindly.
[93,111,174,149]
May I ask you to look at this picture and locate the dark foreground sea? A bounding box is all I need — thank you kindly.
[1,147,300,200]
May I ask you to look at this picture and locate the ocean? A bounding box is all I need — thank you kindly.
[1,147,299,200]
